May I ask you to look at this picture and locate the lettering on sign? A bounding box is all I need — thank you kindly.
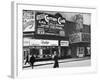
[41,40,49,44]
[30,39,58,46]
[60,41,69,46]
[23,10,35,32]
[36,13,65,24]
[36,12,66,36]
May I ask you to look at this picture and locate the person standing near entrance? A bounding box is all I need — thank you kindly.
[30,54,36,69]
[53,51,59,68]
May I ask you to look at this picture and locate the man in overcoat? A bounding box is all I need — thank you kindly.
[30,54,36,69]
[53,51,59,68]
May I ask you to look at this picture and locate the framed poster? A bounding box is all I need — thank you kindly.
[11,1,97,78]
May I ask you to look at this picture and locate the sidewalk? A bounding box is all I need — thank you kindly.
[23,57,90,68]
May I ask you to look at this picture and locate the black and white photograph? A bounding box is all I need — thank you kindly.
[22,10,91,70]
[10,2,97,78]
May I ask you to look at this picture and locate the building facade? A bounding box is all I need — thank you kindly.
[66,14,91,58]
[23,10,91,60]
[23,10,69,60]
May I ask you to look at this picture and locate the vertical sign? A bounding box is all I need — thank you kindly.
[23,10,35,32]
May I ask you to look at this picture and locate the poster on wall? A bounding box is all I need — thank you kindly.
[23,10,35,32]
[11,2,97,78]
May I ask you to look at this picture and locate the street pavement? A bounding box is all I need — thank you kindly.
[23,57,91,70]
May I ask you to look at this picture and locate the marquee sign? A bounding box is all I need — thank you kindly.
[36,13,65,24]
[36,12,66,36]
[23,38,58,46]
[30,39,58,46]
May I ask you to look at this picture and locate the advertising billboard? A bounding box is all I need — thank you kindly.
[69,32,90,43]
[69,33,81,43]
[23,10,35,32]
[82,33,90,42]
[35,12,66,36]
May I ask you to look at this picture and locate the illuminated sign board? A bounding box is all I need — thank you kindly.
[36,12,66,36]
[23,38,58,46]
[36,13,65,24]
[30,39,58,46]
[60,41,69,46]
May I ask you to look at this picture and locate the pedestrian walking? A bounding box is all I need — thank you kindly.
[53,51,59,68]
[25,55,29,65]
[30,54,36,69]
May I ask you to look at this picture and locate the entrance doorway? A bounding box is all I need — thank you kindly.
[77,47,85,57]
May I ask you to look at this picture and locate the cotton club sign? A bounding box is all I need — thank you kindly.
[36,13,65,24]
[36,12,66,36]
